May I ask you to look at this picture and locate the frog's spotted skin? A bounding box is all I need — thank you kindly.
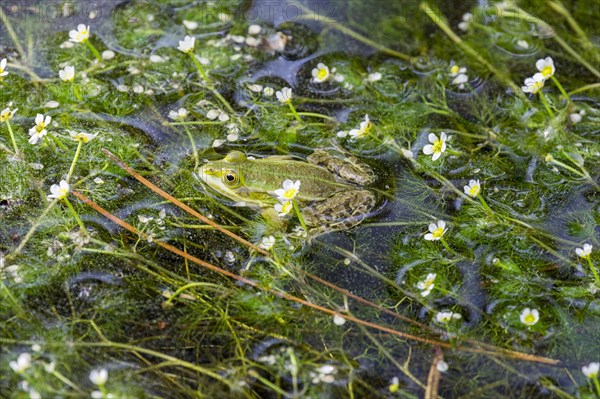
[196,150,376,234]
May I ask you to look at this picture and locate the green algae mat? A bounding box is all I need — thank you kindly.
[1,0,599,398]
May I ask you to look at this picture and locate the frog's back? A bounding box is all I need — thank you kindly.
[244,158,351,201]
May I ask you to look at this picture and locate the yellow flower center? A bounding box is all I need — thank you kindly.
[450,65,460,74]
[541,65,553,77]
[432,227,444,239]
[469,186,480,197]
[283,189,297,199]
[524,314,536,324]
[432,139,443,153]
[316,68,328,80]
[36,125,45,133]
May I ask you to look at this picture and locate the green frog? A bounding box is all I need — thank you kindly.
[196,150,376,234]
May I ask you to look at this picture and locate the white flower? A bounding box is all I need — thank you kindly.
[452,73,469,89]
[519,308,539,326]
[276,87,293,104]
[259,236,276,251]
[582,362,599,379]
[89,368,108,385]
[522,75,545,94]
[312,63,331,83]
[45,100,60,108]
[28,114,52,144]
[333,314,346,325]
[69,130,97,143]
[183,20,198,30]
[47,180,70,201]
[449,65,467,77]
[517,40,529,49]
[436,311,462,323]
[248,24,262,35]
[366,72,382,82]
[534,56,555,80]
[422,132,447,161]
[9,353,31,373]
[212,139,224,148]
[248,84,263,93]
[0,58,8,77]
[424,220,447,241]
[102,50,115,60]
[168,108,188,121]
[401,148,414,159]
[348,114,372,139]
[44,361,56,373]
[416,273,436,297]
[458,12,472,31]
[569,110,585,124]
[436,360,449,372]
[576,243,593,259]
[389,376,400,393]
[263,87,275,97]
[206,109,220,120]
[91,391,103,399]
[274,179,301,201]
[463,179,481,198]
[59,65,75,82]
[69,24,90,43]
[29,389,41,399]
[178,35,195,53]
[274,200,293,217]
[0,106,18,122]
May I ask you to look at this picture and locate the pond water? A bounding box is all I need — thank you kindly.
[1,0,599,398]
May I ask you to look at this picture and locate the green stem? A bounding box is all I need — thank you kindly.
[167,121,223,126]
[5,120,19,155]
[8,199,59,260]
[288,112,337,121]
[66,140,83,182]
[190,53,210,82]
[287,102,302,123]
[440,237,452,253]
[420,2,526,99]
[292,200,308,233]
[64,197,87,233]
[568,83,600,96]
[478,196,494,216]
[593,378,600,397]
[296,3,411,61]
[72,83,83,102]
[183,125,199,169]
[84,40,102,62]
[538,91,554,117]
[587,257,600,287]
[48,133,68,151]
[550,76,570,102]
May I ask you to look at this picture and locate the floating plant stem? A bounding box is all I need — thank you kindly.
[64,197,87,233]
[190,53,210,82]
[295,3,412,62]
[292,200,308,233]
[183,125,199,169]
[4,120,19,155]
[550,76,570,102]
[586,257,600,287]
[420,2,526,99]
[538,91,555,117]
[287,102,302,123]
[84,40,102,62]
[478,196,494,216]
[66,140,83,182]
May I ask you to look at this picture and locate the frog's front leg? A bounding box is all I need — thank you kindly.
[302,189,376,233]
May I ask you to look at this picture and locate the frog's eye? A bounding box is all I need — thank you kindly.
[222,170,241,187]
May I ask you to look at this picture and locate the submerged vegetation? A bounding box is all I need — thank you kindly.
[1,0,599,397]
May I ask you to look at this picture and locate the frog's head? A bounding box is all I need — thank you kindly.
[196,151,248,200]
